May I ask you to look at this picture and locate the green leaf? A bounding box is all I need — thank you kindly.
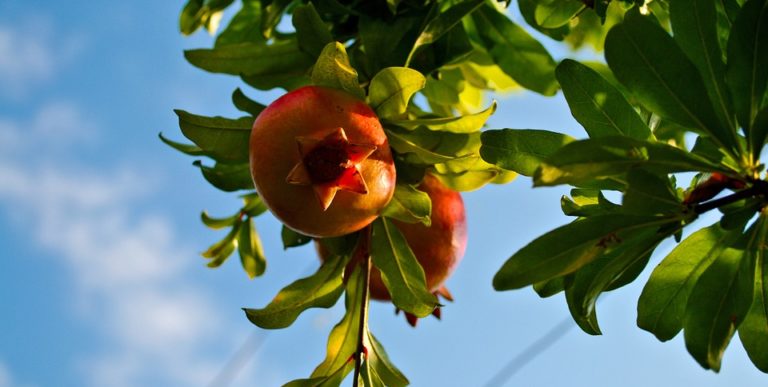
[533,137,733,187]
[621,169,682,216]
[493,214,674,290]
[368,67,426,119]
[534,0,586,29]
[409,0,484,60]
[726,0,768,132]
[311,266,365,377]
[180,0,204,35]
[432,168,500,192]
[200,211,238,230]
[385,127,466,164]
[637,223,743,341]
[739,216,768,372]
[533,277,566,298]
[293,3,333,57]
[238,217,267,278]
[605,10,738,154]
[382,184,432,226]
[232,88,265,117]
[670,0,736,133]
[566,228,666,335]
[387,102,495,134]
[244,253,347,329]
[471,5,558,95]
[518,0,569,41]
[311,42,365,99]
[749,106,768,158]
[364,333,409,387]
[281,226,312,249]
[192,160,253,192]
[370,218,439,317]
[261,0,292,39]
[560,189,620,217]
[556,59,652,140]
[241,192,269,217]
[175,110,252,163]
[720,198,762,230]
[286,361,354,387]
[158,132,207,157]
[215,0,265,47]
[202,219,242,268]
[480,129,575,176]
[683,227,754,371]
[185,40,314,89]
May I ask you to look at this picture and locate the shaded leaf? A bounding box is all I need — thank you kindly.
[749,106,768,159]
[621,169,682,216]
[158,132,207,157]
[371,218,439,317]
[670,0,735,133]
[244,253,347,329]
[215,0,265,47]
[175,110,252,163]
[192,160,253,192]
[638,223,743,341]
[556,59,652,140]
[739,216,768,372]
[605,10,738,154]
[364,333,408,387]
[494,214,675,290]
[281,226,312,249]
[535,0,586,28]
[293,3,333,57]
[410,0,484,57]
[726,0,768,132]
[232,88,265,117]
[480,129,575,176]
[387,102,495,134]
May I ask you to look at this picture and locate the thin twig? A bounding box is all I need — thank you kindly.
[693,180,768,214]
[352,227,372,387]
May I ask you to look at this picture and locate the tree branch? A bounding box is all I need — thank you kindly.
[693,180,768,214]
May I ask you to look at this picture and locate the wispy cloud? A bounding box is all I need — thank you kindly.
[0,20,83,99]
[0,103,257,386]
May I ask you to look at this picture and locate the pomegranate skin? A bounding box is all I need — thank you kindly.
[250,86,396,238]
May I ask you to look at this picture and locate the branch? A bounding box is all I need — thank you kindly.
[352,226,372,387]
[693,180,768,214]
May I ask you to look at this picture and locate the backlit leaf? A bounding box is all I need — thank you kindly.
[311,42,365,99]
[368,67,426,119]
[387,101,495,133]
[238,217,266,278]
[382,184,432,226]
[534,0,585,28]
[480,129,575,176]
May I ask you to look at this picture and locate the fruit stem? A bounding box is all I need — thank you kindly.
[352,226,372,387]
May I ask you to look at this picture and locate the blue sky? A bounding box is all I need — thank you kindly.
[0,1,765,386]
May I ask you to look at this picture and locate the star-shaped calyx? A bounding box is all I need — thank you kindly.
[286,127,377,211]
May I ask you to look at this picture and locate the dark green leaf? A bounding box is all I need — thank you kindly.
[293,3,333,57]
[726,0,768,132]
[518,0,569,41]
[534,0,586,28]
[179,0,204,35]
[158,132,207,157]
[605,11,738,154]
[739,215,768,372]
[200,211,239,230]
[281,226,312,249]
[494,214,674,290]
[261,0,292,39]
[409,0,484,58]
[371,218,439,317]
[637,223,743,341]
[560,189,620,217]
[471,5,558,95]
[382,184,432,226]
[749,106,768,159]
[232,88,265,117]
[556,59,652,140]
[185,40,314,87]
[244,253,347,329]
[670,0,736,133]
[388,101,495,134]
[480,129,575,176]
[311,42,365,99]
[238,217,266,278]
[534,137,734,187]
[720,198,762,230]
[311,266,365,377]
[368,67,426,119]
[192,160,253,192]
[175,110,252,163]
[215,0,265,47]
[533,277,566,298]
[621,169,682,216]
[409,15,475,75]
[683,227,754,371]
[358,13,422,76]
[566,228,666,335]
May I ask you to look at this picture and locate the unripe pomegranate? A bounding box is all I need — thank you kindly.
[317,174,467,323]
[250,86,396,237]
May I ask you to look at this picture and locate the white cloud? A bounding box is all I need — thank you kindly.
[0,105,252,386]
[0,20,84,99]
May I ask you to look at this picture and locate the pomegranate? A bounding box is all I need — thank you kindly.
[249,86,396,237]
[318,174,467,324]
